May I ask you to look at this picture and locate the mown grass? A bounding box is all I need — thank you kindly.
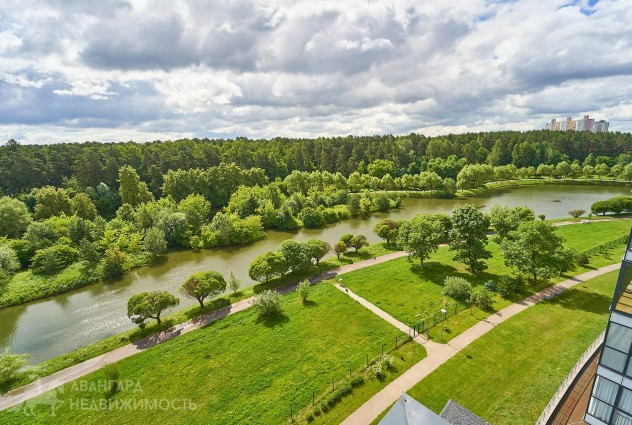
[402,270,616,425]
[0,283,426,425]
[342,220,628,342]
[0,243,398,394]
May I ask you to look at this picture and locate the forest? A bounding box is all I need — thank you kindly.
[0,130,631,308]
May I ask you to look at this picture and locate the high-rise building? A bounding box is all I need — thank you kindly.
[544,115,608,132]
[584,229,632,424]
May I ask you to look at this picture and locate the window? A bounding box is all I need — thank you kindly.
[607,323,632,353]
[603,347,629,373]
[613,410,632,425]
[589,376,619,422]
[600,323,632,375]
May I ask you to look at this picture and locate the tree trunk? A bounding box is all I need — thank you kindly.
[156,314,161,325]
[198,298,205,308]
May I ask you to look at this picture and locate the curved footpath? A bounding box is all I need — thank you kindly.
[0,217,627,413]
[0,251,407,412]
[340,262,621,425]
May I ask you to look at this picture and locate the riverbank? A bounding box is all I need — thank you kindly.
[0,243,398,394]
[2,218,629,397]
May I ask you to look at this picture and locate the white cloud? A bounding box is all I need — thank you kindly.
[0,0,631,144]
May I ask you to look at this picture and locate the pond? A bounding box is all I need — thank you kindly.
[0,183,629,363]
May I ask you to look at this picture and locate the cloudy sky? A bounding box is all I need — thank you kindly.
[0,0,630,144]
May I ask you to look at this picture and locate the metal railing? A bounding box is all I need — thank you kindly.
[535,330,605,425]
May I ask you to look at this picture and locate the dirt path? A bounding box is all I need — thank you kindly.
[339,263,620,425]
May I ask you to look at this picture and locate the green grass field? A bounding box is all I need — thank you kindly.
[342,220,628,341]
[401,270,616,425]
[0,283,426,425]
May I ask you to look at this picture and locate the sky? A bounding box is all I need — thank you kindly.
[1,0,631,144]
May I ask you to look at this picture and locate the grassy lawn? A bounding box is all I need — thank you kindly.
[401,270,616,425]
[0,242,399,394]
[342,220,628,342]
[0,283,426,425]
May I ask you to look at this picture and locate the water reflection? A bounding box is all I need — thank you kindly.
[0,183,629,363]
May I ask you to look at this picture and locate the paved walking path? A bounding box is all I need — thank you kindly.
[0,250,407,412]
[340,262,621,425]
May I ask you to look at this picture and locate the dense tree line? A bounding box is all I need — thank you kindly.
[1,130,630,196]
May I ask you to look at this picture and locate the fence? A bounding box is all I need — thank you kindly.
[287,335,414,422]
[409,302,465,337]
[535,330,605,425]
[580,235,628,257]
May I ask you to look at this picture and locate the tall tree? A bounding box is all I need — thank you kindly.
[0,197,31,238]
[448,204,491,273]
[180,271,226,307]
[397,215,443,267]
[118,165,153,207]
[501,220,570,283]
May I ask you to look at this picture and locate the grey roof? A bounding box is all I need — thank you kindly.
[439,400,490,425]
[379,393,452,425]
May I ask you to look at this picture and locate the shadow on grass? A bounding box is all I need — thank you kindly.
[302,300,318,308]
[255,312,290,328]
[409,262,461,285]
[551,288,612,314]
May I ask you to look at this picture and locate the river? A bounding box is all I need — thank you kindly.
[0,183,629,363]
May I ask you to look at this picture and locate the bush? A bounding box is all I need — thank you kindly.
[0,245,20,274]
[470,287,493,310]
[254,290,282,317]
[577,252,590,266]
[368,354,394,378]
[442,276,472,302]
[350,375,364,387]
[31,245,79,275]
[299,207,325,228]
[0,348,28,385]
[497,276,525,298]
[297,280,310,302]
[568,209,586,218]
[484,279,496,292]
[102,248,127,279]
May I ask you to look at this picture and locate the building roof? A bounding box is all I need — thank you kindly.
[378,393,452,425]
[439,400,491,425]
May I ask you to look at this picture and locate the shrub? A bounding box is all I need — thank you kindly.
[568,209,585,218]
[350,375,364,387]
[484,279,496,292]
[497,276,525,298]
[374,194,390,212]
[102,248,127,279]
[0,348,28,385]
[254,290,282,316]
[297,280,310,302]
[442,276,472,302]
[299,207,325,228]
[31,245,79,275]
[538,214,546,221]
[306,412,314,422]
[368,354,394,378]
[470,287,493,310]
[0,245,20,274]
[577,252,590,266]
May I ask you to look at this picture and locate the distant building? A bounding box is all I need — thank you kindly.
[545,115,608,132]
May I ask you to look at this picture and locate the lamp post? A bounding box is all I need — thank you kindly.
[440,308,447,341]
[441,308,447,321]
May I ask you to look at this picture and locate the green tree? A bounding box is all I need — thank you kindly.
[79,238,101,266]
[347,195,361,216]
[397,216,443,266]
[305,239,331,265]
[442,276,472,302]
[299,207,325,228]
[449,204,491,273]
[70,193,98,220]
[228,271,241,293]
[332,241,347,259]
[118,165,153,207]
[0,197,31,238]
[180,270,226,307]
[34,186,72,219]
[177,194,211,232]
[248,251,287,283]
[489,205,534,242]
[144,227,168,256]
[501,220,568,283]
[280,240,312,273]
[373,219,401,245]
[127,290,179,326]
[367,159,396,178]
[102,248,127,279]
[350,235,369,252]
[373,193,390,212]
[0,348,29,385]
[595,163,610,180]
